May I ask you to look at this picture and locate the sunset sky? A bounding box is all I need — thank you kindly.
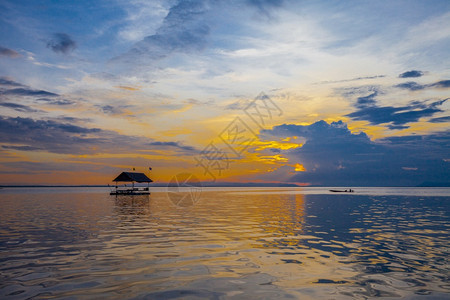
[0,0,449,186]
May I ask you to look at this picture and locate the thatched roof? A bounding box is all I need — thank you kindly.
[113,172,153,183]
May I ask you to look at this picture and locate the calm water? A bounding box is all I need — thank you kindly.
[0,187,449,299]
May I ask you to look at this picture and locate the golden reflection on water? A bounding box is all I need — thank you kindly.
[0,188,449,299]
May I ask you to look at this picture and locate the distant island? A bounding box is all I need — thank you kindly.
[1,181,449,188]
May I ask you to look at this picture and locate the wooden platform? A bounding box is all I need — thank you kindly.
[110,188,150,195]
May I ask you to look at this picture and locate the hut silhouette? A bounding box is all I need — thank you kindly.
[110,172,153,195]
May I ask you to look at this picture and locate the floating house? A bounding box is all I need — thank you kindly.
[110,172,153,195]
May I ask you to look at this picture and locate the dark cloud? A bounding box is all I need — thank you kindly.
[0,160,117,175]
[0,46,21,58]
[429,116,450,123]
[37,97,75,105]
[346,89,447,129]
[2,88,58,97]
[0,115,198,156]
[0,77,24,87]
[394,81,425,91]
[430,80,450,89]
[2,145,42,151]
[57,116,91,122]
[116,0,210,65]
[394,80,450,91]
[0,102,40,113]
[261,120,450,186]
[0,116,128,154]
[46,33,76,54]
[0,78,76,107]
[399,70,424,78]
[148,141,197,152]
[354,91,377,108]
[98,105,127,115]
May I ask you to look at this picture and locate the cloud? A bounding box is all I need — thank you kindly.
[429,116,450,123]
[46,33,76,54]
[0,102,40,113]
[394,80,450,91]
[315,75,386,85]
[260,120,450,186]
[394,81,425,91]
[0,115,198,156]
[346,89,447,129]
[430,80,450,89]
[148,141,197,152]
[2,88,59,97]
[224,99,251,110]
[354,91,377,108]
[399,70,424,78]
[0,78,77,107]
[0,77,25,87]
[36,97,75,106]
[0,46,21,58]
[0,160,116,176]
[0,116,132,154]
[246,0,284,16]
[2,145,42,151]
[115,0,210,65]
[98,104,127,115]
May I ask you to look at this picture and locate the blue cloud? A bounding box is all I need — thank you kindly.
[98,104,128,115]
[395,80,450,91]
[2,88,58,97]
[116,0,210,65]
[0,77,25,87]
[346,89,447,129]
[429,116,450,123]
[0,116,127,154]
[0,78,77,107]
[261,120,450,186]
[0,115,199,155]
[399,70,424,78]
[355,91,377,108]
[46,33,76,54]
[430,80,450,88]
[0,102,40,113]
[394,81,425,91]
[149,141,197,152]
[2,145,42,151]
[37,97,75,106]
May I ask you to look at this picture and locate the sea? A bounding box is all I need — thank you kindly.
[0,187,449,299]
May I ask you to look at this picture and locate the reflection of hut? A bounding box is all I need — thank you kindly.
[110,172,153,195]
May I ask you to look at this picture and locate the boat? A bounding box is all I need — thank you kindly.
[329,189,354,193]
[110,171,153,195]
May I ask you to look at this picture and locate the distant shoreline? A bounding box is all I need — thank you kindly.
[1,183,449,188]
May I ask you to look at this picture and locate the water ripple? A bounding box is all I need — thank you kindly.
[0,188,449,299]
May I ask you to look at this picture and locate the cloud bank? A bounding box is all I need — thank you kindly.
[345,90,448,130]
[261,120,449,186]
[0,116,199,155]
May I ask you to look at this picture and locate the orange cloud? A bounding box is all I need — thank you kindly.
[294,163,306,172]
[115,85,141,91]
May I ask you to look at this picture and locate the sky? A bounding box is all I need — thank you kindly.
[0,0,449,186]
